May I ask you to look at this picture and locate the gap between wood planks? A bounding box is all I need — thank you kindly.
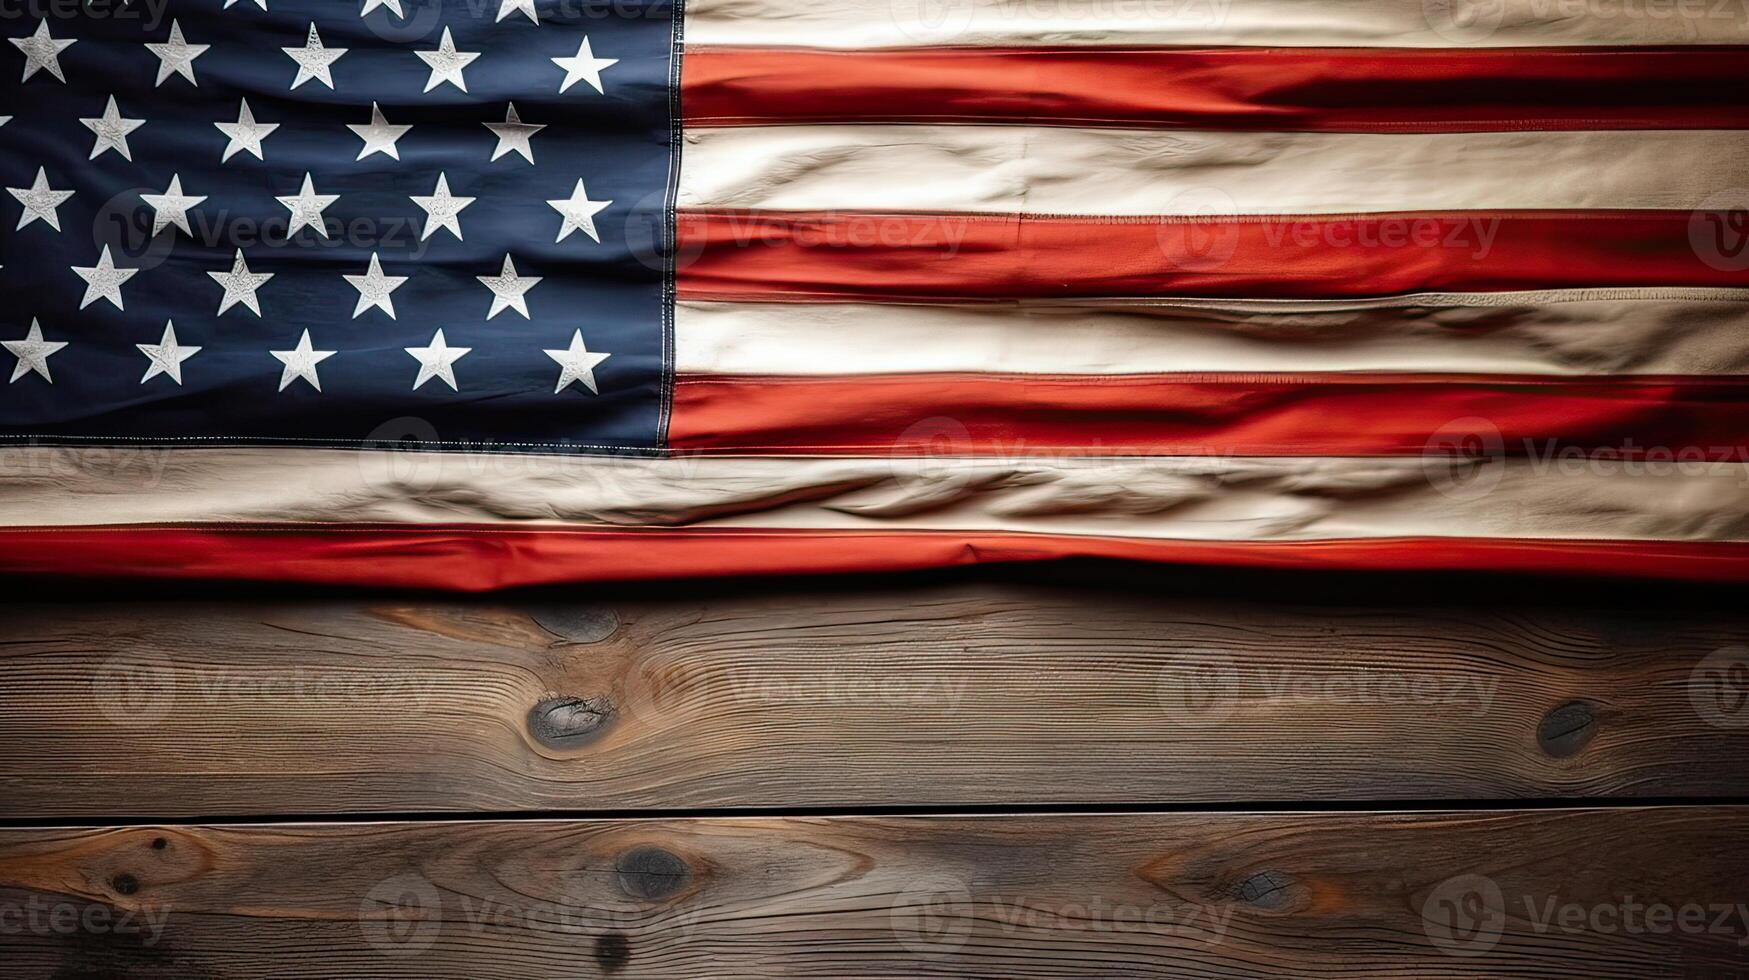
[5,797,1749,830]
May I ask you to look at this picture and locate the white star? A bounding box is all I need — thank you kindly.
[10,21,74,84]
[140,174,206,237]
[544,330,610,395]
[215,98,277,162]
[225,0,269,8]
[207,249,274,316]
[137,321,201,385]
[80,96,145,161]
[72,245,137,310]
[405,329,470,391]
[497,0,540,23]
[360,0,404,15]
[344,252,408,319]
[551,36,616,94]
[410,173,474,241]
[4,319,67,384]
[276,173,338,238]
[145,19,207,87]
[484,102,543,164]
[270,330,336,392]
[416,27,478,93]
[283,23,346,90]
[347,101,412,161]
[548,179,611,243]
[477,255,541,320]
[7,167,74,232]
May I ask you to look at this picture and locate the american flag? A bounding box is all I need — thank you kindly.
[1,0,1747,588]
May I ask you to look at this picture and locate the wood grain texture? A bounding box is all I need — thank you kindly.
[3,576,1749,816]
[2,809,1748,978]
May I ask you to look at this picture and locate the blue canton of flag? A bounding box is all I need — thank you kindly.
[0,0,677,454]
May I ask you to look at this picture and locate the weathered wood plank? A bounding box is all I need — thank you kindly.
[3,576,1749,815]
[1,808,1747,978]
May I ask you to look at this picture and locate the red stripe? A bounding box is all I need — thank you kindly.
[684,46,1749,132]
[4,526,1749,589]
[675,211,1733,302]
[670,373,1749,455]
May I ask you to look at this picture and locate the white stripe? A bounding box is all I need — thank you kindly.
[676,294,1749,376]
[685,0,1749,48]
[3,448,1747,544]
[680,126,1749,216]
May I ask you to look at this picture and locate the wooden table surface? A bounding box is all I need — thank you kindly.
[3,563,1747,977]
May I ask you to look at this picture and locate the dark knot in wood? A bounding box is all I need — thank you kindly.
[530,606,621,645]
[527,697,613,748]
[594,932,631,972]
[1538,701,1597,758]
[615,846,691,901]
[1237,870,1298,910]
